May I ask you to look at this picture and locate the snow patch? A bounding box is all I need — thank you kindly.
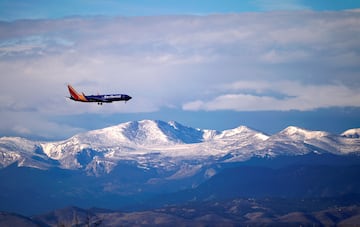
[1,121,360,176]
[342,128,360,138]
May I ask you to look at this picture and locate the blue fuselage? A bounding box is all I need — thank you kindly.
[85,94,132,103]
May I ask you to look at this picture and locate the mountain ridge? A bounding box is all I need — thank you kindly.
[1,121,360,217]
[0,120,360,175]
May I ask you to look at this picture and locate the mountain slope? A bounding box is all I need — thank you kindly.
[0,137,57,169]
[0,211,39,227]
[1,120,360,219]
[29,200,360,226]
[0,120,359,175]
[38,120,270,172]
[267,126,360,155]
[342,128,360,138]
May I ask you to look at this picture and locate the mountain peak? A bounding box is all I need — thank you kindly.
[81,119,206,146]
[342,128,360,138]
[216,125,269,141]
[279,126,329,140]
[1,120,360,174]
[0,136,36,152]
[84,119,179,146]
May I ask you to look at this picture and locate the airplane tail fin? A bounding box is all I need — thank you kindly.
[67,85,88,102]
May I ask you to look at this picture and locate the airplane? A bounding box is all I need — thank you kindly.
[67,84,132,105]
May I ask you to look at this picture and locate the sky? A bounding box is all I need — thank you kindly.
[1,0,360,140]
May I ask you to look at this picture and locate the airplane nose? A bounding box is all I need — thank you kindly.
[127,95,132,101]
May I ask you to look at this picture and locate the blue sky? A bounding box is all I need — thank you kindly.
[1,1,360,140]
[1,0,360,20]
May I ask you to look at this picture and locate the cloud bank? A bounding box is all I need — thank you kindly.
[1,10,360,138]
[183,81,360,111]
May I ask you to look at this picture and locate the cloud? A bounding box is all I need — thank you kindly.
[0,10,360,138]
[0,111,85,140]
[183,81,360,111]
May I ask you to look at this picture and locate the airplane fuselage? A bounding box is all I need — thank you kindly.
[68,85,132,104]
[80,94,132,103]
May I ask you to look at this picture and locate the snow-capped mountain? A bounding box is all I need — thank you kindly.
[0,137,56,169]
[268,126,360,154]
[0,120,360,176]
[342,128,360,138]
[37,120,269,173]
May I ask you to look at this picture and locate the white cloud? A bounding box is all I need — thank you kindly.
[183,81,360,111]
[0,111,85,140]
[260,49,310,63]
[0,10,360,138]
